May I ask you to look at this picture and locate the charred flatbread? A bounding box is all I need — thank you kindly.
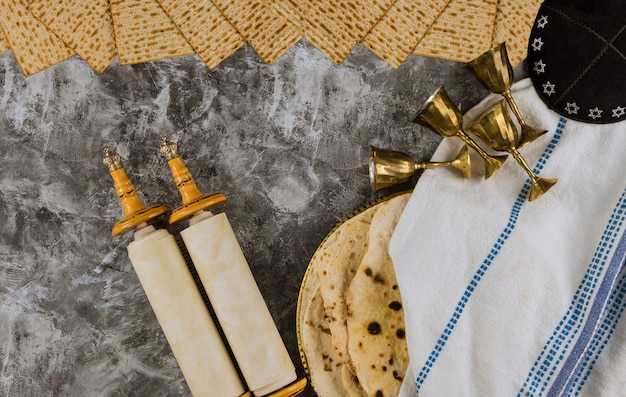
[316,203,379,373]
[301,286,366,397]
[346,194,410,397]
[299,193,411,397]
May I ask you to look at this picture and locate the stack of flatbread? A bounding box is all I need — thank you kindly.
[0,0,542,76]
[298,192,411,397]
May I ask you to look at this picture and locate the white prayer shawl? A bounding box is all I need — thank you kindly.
[390,78,626,397]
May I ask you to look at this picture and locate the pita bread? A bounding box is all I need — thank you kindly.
[346,194,410,397]
[342,365,367,397]
[316,203,378,373]
[301,287,363,396]
[300,194,412,396]
[28,0,116,73]
[298,206,370,396]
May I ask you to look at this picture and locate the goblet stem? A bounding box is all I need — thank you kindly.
[509,148,557,201]
[457,132,507,179]
[414,145,471,179]
[415,157,460,171]
[503,90,547,148]
[510,148,539,184]
[415,162,443,171]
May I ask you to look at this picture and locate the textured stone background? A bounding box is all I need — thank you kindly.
[0,40,516,396]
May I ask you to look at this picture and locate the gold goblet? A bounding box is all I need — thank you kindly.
[464,42,547,148]
[467,100,557,201]
[369,144,471,193]
[413,86,507,179]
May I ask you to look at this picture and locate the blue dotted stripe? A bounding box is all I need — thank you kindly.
[572,268,626,396]
[518,190,626,397]
[414,118,567,393]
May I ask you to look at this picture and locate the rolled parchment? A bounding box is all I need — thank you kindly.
[127,225,246,397]
[180,211,297,396]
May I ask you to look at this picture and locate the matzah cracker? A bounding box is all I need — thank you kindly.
[264,0,306,32]
[28,0,116,73]
[109,0,194,65]
[492,0,543,67]
[156,0,245,69]
[0,27,9,54]
[0,0,74,76]
[362,0,451,68]
[413,0,498,63]
[211,0,300,64]
[268,0,396,65]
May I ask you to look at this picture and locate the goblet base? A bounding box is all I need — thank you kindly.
[484,154,508,179]
[518,125,548,148]
[529,177,558,201]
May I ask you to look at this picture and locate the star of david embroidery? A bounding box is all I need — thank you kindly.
[565,102,579,115]
[531,37,544,52]
[533,60,546,74]
[612,106,625,118]
[537,15,548,28]
[588,107,603,119]
[542,82,556,96]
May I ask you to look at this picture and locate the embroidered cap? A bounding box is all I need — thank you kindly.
[527,0,626,124]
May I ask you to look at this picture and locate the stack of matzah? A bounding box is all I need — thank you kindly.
[0,0,541,75]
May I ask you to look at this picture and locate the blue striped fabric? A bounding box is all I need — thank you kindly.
[570,260,626,395]
[410,112,626,396]
[414,118,568,393]
[518,190,626,397]
[546,207,626,397]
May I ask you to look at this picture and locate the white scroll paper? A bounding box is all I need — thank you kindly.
[181,212,297,396]
[127,225,246,397]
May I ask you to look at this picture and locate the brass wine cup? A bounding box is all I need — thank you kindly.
[369,144,471,192]
[467,100,557,201]
[413,86,507,179]
[464,42,547,148]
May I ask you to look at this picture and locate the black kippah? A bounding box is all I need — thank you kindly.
[527,0,626,124]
